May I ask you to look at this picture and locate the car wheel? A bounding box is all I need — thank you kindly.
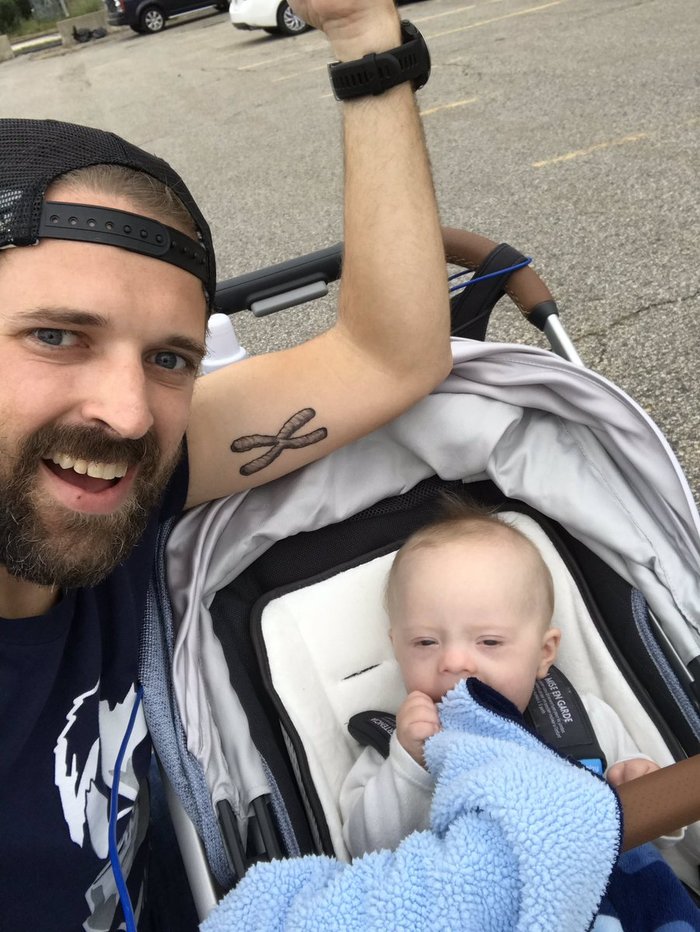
[129,23,143,31]
[139,5,165,32]
[276,0,308,35]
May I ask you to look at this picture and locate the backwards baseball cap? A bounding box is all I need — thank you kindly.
[0,118,216,306]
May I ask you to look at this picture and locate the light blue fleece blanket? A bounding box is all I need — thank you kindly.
[202,679,622,931]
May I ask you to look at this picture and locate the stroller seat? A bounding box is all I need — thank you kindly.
[252,509,692,864]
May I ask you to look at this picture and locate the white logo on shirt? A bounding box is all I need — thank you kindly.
[53,680,147,858]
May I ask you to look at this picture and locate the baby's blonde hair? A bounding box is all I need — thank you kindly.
[386,495,555,626]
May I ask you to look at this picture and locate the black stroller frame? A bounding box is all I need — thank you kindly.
[162,227,700,920]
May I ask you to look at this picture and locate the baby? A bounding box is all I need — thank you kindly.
[339,502,673,858]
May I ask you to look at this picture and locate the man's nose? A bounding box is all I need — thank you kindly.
[78,354,154,440]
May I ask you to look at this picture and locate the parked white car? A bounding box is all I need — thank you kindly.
[229,0,310,36]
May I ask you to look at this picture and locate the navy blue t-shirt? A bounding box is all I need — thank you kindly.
[0,456,189,932]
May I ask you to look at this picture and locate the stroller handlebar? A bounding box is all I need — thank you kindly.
[215,244,343,316]
[441,226,558,327]
[213,228,582,362]
[214,228,557,324]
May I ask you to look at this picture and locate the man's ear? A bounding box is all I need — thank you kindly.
[536,627,561,679]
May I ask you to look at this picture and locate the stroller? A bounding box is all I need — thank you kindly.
[142,227,700,923]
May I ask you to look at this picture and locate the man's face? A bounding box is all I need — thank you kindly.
[0,189,207,589]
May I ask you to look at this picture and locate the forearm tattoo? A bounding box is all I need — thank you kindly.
[231,408,328,477]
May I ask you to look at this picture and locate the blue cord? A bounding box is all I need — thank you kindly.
[109,684,144,932]
[449,257,532,294]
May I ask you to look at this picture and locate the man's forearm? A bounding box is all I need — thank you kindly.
[327,8,452,390]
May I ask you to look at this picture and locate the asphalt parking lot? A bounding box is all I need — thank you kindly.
[2,0,699,497]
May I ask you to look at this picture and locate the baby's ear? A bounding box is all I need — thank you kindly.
[537,627,561,678]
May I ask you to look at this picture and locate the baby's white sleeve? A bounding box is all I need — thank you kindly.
[583,693,651,767]
[339,733,434,858]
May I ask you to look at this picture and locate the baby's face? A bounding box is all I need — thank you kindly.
[389,536,559,713]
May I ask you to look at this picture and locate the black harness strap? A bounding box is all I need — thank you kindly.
[348,711,396,759]
[348,667,607,773]
[524,665,607,773]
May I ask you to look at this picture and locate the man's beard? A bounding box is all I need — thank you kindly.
[0,424,182,590]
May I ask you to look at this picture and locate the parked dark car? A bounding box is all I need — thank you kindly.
[105,0,228,33]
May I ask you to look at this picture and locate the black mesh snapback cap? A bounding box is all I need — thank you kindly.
[0,118,216,305]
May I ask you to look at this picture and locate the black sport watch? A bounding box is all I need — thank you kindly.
[328,21,431,101]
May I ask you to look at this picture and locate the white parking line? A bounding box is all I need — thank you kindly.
[412,0,505,25]
[425,0,565,40]
[272,63,327,83]
[532,132,649,167]
[421,97,478,116]
[413,3,477,23]
[239,51,305,71]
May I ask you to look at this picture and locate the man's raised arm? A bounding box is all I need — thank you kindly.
[186,0,452,507]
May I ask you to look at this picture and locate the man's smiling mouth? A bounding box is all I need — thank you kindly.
[47,452,128,481]
[43,453,131,492]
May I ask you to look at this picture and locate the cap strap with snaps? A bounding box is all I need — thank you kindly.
[38,201,209,286]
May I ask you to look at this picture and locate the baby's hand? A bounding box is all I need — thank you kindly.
[606,757,660,787]
[396,691,440,767]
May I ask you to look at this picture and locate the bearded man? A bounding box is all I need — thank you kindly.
[0,1,450,928]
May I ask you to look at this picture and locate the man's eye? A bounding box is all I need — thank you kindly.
[34,328,77,347]
[151,351,189,371]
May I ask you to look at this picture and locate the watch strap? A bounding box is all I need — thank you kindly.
[328,21,431,101]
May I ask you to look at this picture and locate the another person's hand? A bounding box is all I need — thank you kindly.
[396,690,440,768]
[607,757,660,787]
